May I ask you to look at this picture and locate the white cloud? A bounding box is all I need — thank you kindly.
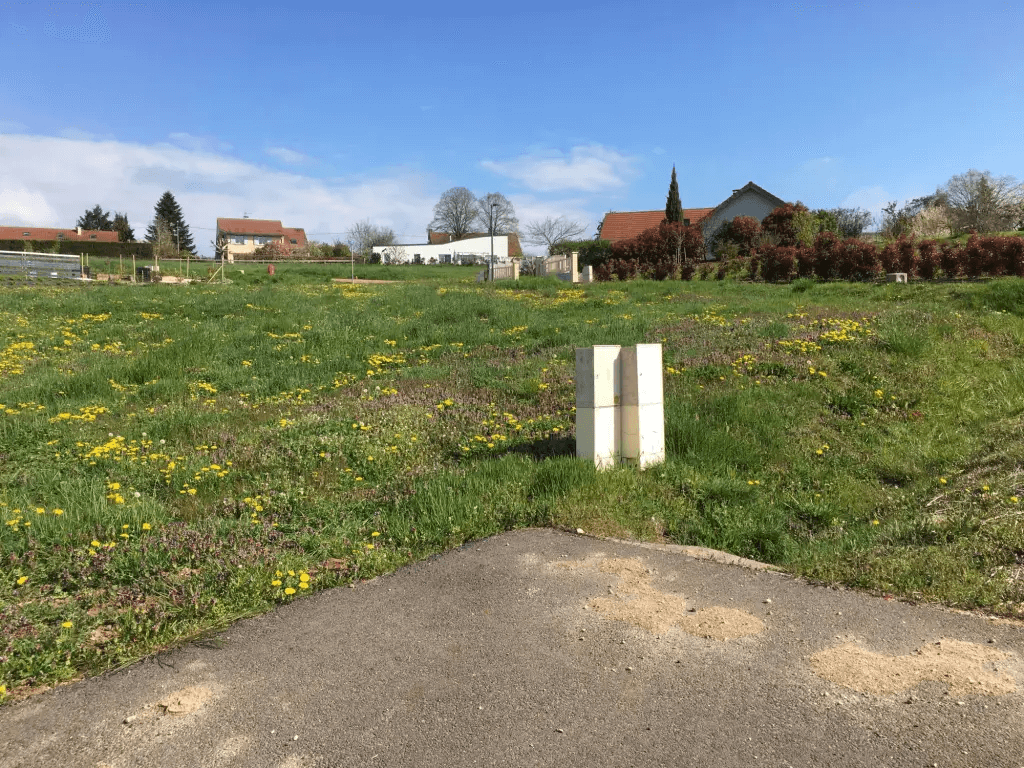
[265,146,309,164]
[167,133,233,154]
[0,134,437,256]
[481,144,638,193]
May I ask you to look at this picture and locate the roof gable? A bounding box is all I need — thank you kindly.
[703,182,786,224]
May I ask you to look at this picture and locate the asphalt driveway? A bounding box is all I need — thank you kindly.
[2,528,1022,768]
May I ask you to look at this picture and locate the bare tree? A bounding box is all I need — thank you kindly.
[939,170,1023,234]
[476,192,518,236]
[348,220,396,259]
[380,244,408,265]
[828,208,875,238]
[430,187,479,240]
[524,216,587,249]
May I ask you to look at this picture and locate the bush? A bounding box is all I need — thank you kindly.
[550,239,612,269]
[713,215,762,258]
[753,244,798,282]
[917,240,939,279]
[761,203,816,248]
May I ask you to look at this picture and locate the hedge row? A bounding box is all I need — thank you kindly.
[595,233,1024,283]
[0,240,155,259]
[753,233,1024,282]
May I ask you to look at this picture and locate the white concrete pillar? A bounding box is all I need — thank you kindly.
[575,345,621,469]
[619,344,665,469]
[580,265,593,283]
[570,251,580,283]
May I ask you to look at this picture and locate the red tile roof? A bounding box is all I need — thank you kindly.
[217,218,307,248]
[598,209,714,244]
[427,230,523,257]
[0,226,120,242]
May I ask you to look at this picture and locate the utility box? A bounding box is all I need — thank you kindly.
[575,345,621,469]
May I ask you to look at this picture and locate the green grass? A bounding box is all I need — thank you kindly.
[2,275,1024,701]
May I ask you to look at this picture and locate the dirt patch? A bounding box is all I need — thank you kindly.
[330,278,396,284]
[809,639,1017,696]
[558,556,764,640]
[156,685,215,716]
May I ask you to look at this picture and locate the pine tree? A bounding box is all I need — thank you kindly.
[665,166,683,224]
[76,204,113,231]
[112,212,135,242]
[145,191,195,253]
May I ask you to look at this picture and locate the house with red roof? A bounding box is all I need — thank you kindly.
[0,226,120,244]
[598,182,786,258]
[216,218,307,261]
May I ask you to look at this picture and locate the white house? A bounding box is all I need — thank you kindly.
[372,235,510,265]
[598,181,787,260]
[699,182,787,254]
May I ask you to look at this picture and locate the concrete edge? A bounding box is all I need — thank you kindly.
[592,534,782,572]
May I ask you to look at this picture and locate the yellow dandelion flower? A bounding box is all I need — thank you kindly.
[939,477,947,485]
[299,573,310,582]
[53,508,64,515]
[366,543,375,550]
[62,621,73,628]
[271,579,282,586]
[16,576,28,585]
[284,587,296,595]
[91,540,101,547]
[142,523,151,530]
[299,582,309,589]
[1012,496,1020,504]
[371,531,380,537]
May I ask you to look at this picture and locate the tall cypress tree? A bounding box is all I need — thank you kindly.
[665,166,684,223]
[145,191,195,253]
[112,212,135,242]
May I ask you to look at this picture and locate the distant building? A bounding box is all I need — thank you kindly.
[373,234,510,265]
[216,218,307,261]
[597,182,787,258]
[427,230,523,258]
[0,226,120,244]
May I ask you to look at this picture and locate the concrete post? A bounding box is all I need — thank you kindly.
[575,345,621,469]
[580,265,593,283]
[570,251,579,283]
[512,260,520,280]
[619,344,666,469]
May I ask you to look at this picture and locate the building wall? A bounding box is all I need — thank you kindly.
[373,235,509,265]
[220,234,285,261]
[701,191,782,259]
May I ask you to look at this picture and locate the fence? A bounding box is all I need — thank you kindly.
[0,251,85,280]
[540,251,579,283]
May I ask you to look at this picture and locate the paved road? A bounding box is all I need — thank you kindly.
[3,529,1023,768]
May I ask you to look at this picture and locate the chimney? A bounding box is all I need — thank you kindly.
[77,226,83,236]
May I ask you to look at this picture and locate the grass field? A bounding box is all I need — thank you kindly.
[2,269,1024,701]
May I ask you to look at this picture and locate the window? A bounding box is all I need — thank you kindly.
[22,231,30,236]
[231,235,246,245]
[89,235,97,240]
[56,233,64,239]
[683,218,690,226]
[290,239,297,245]
[256,236,276,245]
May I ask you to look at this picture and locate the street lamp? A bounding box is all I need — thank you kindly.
[489,202,497,281]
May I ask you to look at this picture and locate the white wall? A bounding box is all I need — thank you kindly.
[702,190,782,259]
[702,191,780,241]
[373,235,509,265]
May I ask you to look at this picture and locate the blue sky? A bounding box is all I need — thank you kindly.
[1,0,1022,255]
